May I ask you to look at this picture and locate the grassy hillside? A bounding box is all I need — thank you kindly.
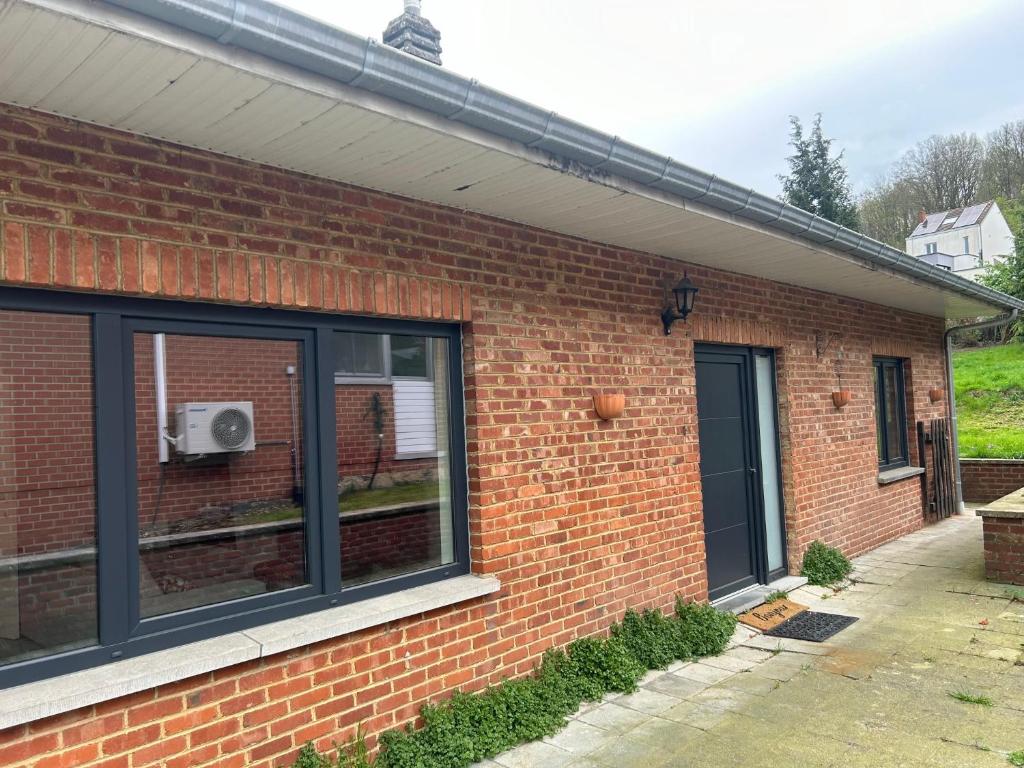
[953,343,1024,458]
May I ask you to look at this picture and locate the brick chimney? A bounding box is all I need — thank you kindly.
[917,207,927,224]
[384,0,442,65]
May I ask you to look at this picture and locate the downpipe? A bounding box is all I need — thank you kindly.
[943,309,1019,512]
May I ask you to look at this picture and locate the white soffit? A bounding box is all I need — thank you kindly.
[0,0,1002,320]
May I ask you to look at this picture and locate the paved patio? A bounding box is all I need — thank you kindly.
[481,514,1024,767]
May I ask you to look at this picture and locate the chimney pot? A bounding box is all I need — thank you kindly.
[918,208,927,224]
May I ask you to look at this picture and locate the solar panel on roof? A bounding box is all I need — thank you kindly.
[954,203,988,228]
[917,214,943,235]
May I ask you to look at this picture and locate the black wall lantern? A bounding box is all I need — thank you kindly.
[661,273,698,335]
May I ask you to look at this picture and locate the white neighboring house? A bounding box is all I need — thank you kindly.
[905,200,1015,282]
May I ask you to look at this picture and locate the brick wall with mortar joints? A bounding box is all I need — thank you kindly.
[961,459,1024,503]
[0,104,951,767]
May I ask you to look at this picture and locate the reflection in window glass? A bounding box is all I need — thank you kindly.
[335,332,385,378]
[390,335,428,378]
[0,311,97,665]
[335,332,453,586]
[134,333,307,618]
[883,366,902,461]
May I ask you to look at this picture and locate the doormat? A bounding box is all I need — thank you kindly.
[765,611,859,642]
[737,599,808,632]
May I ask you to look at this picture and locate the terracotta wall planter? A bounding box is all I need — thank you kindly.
[593,394,625,420]
[832,390,853,408]
[929,387,944,403]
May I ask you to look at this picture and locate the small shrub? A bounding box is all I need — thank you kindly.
[611,608,678,669]
[674,597,737,658]
[1009,749,1024,766]
[566,635,645,699]
[294,742,331,768]
[801,540,852,586]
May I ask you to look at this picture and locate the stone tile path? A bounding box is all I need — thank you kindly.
[480,514,1024,767]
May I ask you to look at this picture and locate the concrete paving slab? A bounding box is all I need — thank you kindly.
[493,741,574,768]
[640,672,708,699]
[575,702,651,734]
[671,662,735,685]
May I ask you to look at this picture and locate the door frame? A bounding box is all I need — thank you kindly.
[694,343,787,597]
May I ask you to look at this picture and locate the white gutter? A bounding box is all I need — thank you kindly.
[93,0,1024,316]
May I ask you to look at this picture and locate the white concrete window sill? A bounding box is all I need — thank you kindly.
[877,466,925,485]
[0,574,500,730]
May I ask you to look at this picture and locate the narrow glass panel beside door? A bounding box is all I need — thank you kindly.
[133,333,308,618]
[754,353,785,575]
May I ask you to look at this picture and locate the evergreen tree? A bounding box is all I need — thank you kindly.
[779,114,860,230]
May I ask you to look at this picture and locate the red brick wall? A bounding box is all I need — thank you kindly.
[960,459,1024,503]
[0,104,951,767]
[981,515,1024,585]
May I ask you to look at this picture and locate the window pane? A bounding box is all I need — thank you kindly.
[883,365,903,461]
[335,333,454,586]
[335,332,384,377]
[0,311,97,666]
[390,335,428,378]
[134,333,307,618]
[874,364,885,463]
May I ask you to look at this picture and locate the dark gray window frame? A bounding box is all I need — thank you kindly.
[873,357,909,471]
[0,287,469,688]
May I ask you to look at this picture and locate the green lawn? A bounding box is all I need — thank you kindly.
[239,481,441,526]
[953,343,1024,458]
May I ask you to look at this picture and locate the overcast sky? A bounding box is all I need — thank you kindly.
[281,1,1024,197]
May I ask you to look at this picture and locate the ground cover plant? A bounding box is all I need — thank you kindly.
[294,597,737,768]
[763,590,788,603]
[953,344,1024,459]
[800,540,852,586]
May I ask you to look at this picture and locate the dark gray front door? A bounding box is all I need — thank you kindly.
[695,345,761,601]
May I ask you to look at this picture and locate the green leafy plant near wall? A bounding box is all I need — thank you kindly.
[293,597,737,768]
[801,540,852,586]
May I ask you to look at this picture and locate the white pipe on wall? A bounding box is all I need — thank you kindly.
[154,333,169,463]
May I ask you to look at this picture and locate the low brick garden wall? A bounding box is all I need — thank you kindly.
[960,459,1024,504]
[977,488,1024,586]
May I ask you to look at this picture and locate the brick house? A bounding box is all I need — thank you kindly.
[0,0,1020,765]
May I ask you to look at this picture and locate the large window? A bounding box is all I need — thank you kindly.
[0,290,467,687]
[873,357,909,470]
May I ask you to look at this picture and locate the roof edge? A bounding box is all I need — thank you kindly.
[96,0,1022,314]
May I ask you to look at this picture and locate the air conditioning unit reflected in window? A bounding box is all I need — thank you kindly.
[174,402,255,456]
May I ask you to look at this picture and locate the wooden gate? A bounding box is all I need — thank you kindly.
[917,418,957,521]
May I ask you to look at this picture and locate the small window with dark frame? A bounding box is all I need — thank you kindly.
[873,357,909,470]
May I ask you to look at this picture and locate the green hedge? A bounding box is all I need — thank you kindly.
[295,597,736,768]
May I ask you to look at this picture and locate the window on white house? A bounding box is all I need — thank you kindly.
[335,331,388,381]
[925,242,938,254]
[963,236,970,254]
